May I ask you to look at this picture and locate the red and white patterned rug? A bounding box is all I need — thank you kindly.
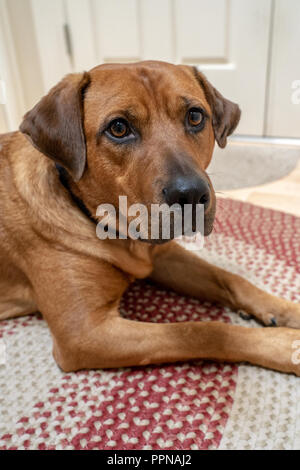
[0,198,299,450]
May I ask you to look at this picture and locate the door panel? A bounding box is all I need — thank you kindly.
[65,0,97,71]
[200,0,272,135]
[140,0,174,62]
[30,0,72,91]
[175,0,228,62]
[92,0,140,62]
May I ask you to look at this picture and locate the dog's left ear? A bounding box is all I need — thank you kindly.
[193,67,241,148]
[20,72,90,181]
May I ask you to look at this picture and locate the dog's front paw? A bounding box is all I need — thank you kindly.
[266,301,300,329]
[239,301,300,329]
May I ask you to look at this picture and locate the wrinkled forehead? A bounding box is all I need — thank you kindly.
[84,62,210,125]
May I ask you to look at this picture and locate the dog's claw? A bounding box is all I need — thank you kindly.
[269,317,277,327]
[238,310,253,321]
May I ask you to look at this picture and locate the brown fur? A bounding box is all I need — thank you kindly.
[0,61,299,375]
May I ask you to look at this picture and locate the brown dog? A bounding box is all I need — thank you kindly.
[0,61,299,374]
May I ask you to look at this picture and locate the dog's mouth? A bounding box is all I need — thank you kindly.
[136,209,216,245]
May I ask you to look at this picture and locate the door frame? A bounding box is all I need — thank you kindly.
[0,0,26,132]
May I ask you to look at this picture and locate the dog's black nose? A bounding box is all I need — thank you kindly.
[163,175,210,209]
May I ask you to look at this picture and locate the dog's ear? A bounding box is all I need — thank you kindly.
[20,72,90,181]
[193,67,241,148]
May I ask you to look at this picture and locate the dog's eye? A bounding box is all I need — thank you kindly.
[187,108,204,127]
[104,118,136,144]
[107,119,130,139]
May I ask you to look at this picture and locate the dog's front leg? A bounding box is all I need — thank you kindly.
[151,242,300,328]
[54,312,300,375]
[28,247,300,375]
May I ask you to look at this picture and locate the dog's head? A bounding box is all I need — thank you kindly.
[20,61,240,241]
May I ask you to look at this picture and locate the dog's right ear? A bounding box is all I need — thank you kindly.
[20,72,90,182]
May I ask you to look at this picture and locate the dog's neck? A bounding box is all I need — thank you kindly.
[54,163,158,278]
[55,164,98,225]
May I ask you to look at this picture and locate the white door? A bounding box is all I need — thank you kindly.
[63,0,272,136]
[20,0,300,137]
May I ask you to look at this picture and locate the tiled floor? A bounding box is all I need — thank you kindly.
[220,160,300,217]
